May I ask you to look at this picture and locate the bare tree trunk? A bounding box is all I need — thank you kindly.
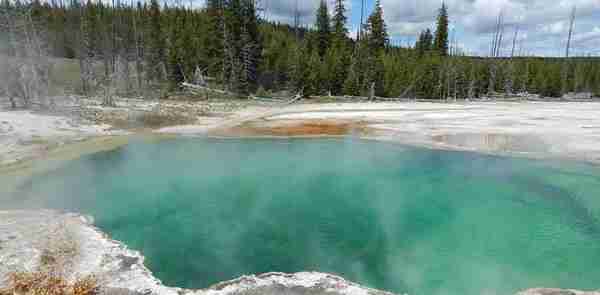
[565,6,576,58]
[510,25,519,58]
[561,6,576,97]
[491,12,503,57]
[133,8,144,93]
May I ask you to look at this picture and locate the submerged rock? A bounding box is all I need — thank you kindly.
[0,210,598,295]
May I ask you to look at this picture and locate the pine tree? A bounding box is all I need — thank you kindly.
[146,0,165,83]
[371,52,386,96]
[424,29,433,52]
[415,30,431,57]
[306,48,322,95]
[366,0,388,53]
[206,0,224,80]
[433,3,449,56]
[167,10,184,89]
[332,0,348,47]
[315,0,330,58]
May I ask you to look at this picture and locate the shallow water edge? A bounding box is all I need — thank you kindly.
[0,210,598,295]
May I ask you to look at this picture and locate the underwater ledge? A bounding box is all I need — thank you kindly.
[1,210,598,295]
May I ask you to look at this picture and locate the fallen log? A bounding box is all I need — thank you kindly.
[181,82,236,96]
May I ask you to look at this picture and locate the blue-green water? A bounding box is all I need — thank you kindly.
[5,138,600,295]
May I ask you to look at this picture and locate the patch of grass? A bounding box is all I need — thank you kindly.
[139,111,196,128]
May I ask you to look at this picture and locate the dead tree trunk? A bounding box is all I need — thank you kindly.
[562,6,576,96]
[565,6,576,58]
[133,8,144,93]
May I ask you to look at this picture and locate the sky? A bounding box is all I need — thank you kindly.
[259,0,600,57]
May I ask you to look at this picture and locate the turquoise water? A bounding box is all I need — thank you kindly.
[5,138,600,295]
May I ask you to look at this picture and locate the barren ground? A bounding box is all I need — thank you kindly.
[3,99,600,169]
[165,101,600,164]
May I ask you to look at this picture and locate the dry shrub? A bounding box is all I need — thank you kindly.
[72,276,99,295]
[7,272,68,295]
[5,272,98,295]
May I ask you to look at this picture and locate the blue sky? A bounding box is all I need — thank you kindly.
[259,0,600,57]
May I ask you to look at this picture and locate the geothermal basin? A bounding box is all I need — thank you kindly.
[3,137,600,295]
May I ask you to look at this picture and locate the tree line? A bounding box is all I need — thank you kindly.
[1,0,599,106]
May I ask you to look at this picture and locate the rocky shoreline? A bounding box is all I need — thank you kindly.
[0,210,598,295]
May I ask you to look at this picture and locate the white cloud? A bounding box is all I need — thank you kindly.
[259,0,600,56]
[378,0,600,56]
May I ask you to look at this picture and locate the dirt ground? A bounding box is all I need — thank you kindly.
[3,99,600,168]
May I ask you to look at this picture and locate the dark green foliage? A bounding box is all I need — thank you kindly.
[343,56,360,96]
[1,0,599,100]
[315,0,330,58]
[434,3,449,56]
[146,0,165,82]
[332,0,348,47]
[365,0,388,53]
[415,29,433,57]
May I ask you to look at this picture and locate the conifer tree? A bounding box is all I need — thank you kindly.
[424,29,433,51]
[434,3,449,56]
[366,0,388,53]
[306,48,322,95]
[167,9,184,89]
[146,0,165,82]
[329,0,350,95]
[315,0,330,58]
[416,29,433,57]
[206,0,224,79]
[332,0,348,46]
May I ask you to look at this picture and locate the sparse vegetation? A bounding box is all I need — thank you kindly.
[139,110,196,128]
[3,272,98,295]
[0,220,100,295]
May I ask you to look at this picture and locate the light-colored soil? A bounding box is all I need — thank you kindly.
[157,101,600,164]
[231,101,600,163]
[3,100,600,173]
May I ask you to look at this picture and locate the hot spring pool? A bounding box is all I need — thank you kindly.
[5,138,600,295]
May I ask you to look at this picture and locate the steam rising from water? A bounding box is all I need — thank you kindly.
[3,137,600,295]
